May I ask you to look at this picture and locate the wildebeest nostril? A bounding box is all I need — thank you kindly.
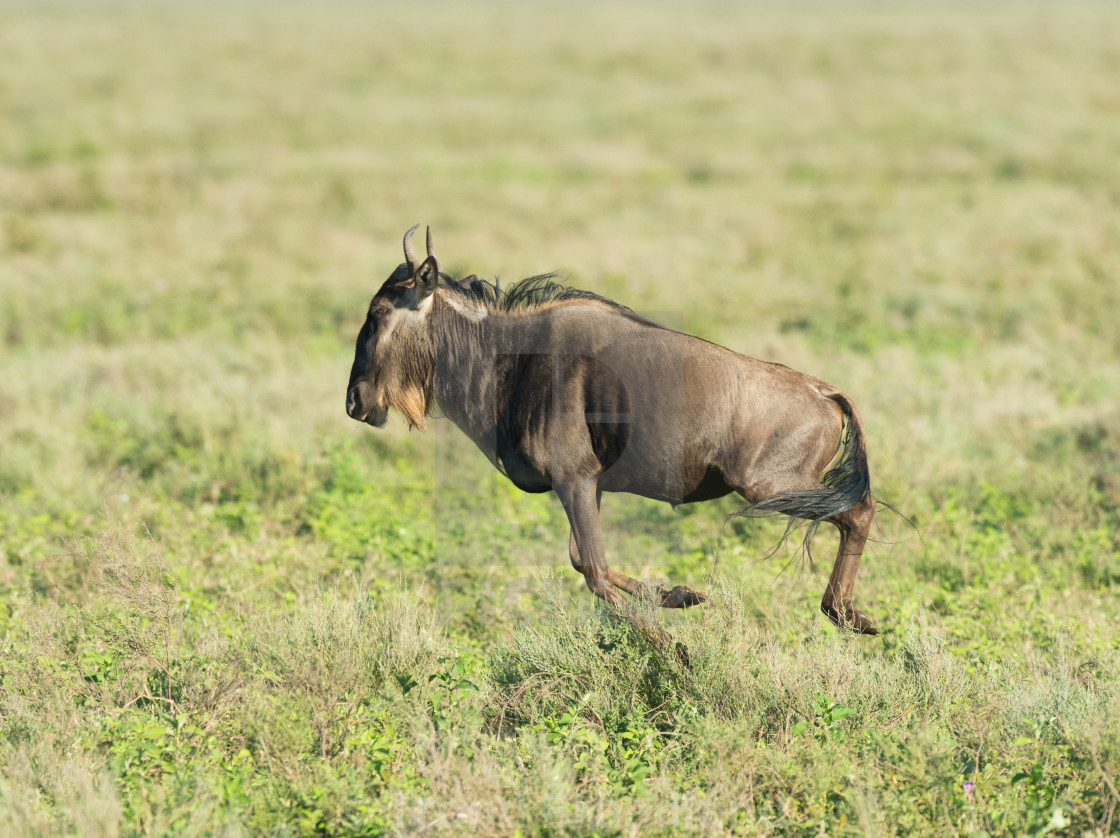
[346,389,357,417]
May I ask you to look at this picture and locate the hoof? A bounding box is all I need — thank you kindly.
[822,604,880,636]
[659,585,708,609]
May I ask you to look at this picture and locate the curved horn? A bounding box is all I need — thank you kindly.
[402,224,421,274]
[426,226,442,276]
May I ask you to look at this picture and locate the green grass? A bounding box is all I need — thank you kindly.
[2,2,1119,835]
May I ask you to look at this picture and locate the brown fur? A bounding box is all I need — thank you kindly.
[346,230,882,636]
[376,321,433,429]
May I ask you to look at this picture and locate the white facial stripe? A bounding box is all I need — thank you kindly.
[378,310,401,345]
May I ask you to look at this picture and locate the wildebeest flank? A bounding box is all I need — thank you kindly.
[346,226,880,634]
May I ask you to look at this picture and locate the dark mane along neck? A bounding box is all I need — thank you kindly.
[438,273,633,315]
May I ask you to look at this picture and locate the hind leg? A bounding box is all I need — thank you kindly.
[822,495,879,635]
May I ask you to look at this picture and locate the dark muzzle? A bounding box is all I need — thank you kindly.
[346,382,387,427]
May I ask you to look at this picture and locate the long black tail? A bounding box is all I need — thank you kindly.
[735,392,871,563]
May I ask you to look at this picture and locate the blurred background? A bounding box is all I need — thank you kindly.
[1,2,1118,835]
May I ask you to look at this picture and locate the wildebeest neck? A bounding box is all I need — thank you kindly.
[429,299,520,460]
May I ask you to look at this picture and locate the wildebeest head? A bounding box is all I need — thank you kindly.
[346,224,441,428]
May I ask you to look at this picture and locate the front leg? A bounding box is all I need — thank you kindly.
[566,487,641,596]
[556,481,623,605]
[557,481,697,666]
[564,486,707,608]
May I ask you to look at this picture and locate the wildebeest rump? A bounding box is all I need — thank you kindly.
[346,226,880,634]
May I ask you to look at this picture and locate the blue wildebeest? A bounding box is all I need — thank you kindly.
[346,226,880,635]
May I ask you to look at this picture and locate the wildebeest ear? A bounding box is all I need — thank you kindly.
[414,256,440,301]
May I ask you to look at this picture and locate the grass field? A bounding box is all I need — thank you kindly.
[2,2,1119,835]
